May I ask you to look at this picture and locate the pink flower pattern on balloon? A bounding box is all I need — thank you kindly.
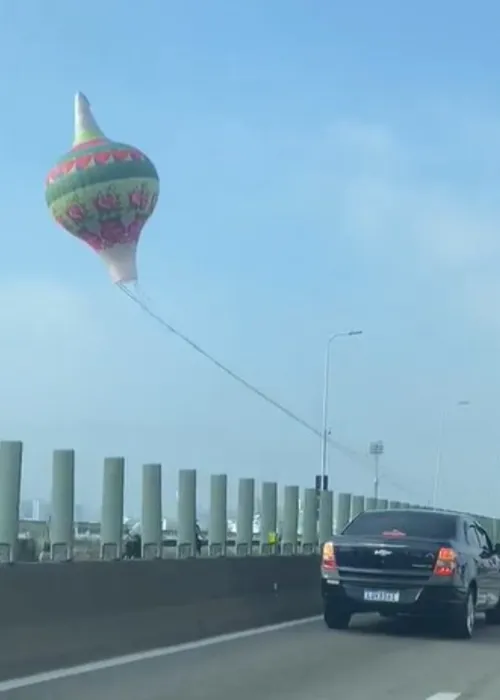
[94,192,120,213]
[126,218,144,241]
[67,203,86,223]
[62,184,156,251]
[129,188,150,212]
[80,230,105,252]
[100,219,126,245]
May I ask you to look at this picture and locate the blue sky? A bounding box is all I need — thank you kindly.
[0,0,499,518]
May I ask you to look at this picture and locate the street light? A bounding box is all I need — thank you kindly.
[432,399,470,508]
[320,329,363,490]
[369,440,384,500]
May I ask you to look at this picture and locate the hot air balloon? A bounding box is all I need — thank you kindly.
[45,92,159,284]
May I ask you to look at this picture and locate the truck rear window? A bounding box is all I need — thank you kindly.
[342,510,457,539]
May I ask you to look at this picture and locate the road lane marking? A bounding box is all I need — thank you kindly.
[426,694,461,700]
[0,615,322,692]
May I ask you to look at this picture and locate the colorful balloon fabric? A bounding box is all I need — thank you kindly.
[45,92,159,283]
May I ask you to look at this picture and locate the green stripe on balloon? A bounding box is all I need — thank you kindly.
[45,161,158,207]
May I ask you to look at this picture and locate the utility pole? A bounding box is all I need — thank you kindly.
[320,330,363,490]
[432,399,470,508]
[369,440,384,500]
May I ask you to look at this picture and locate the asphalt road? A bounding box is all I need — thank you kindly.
[1,614,500,700]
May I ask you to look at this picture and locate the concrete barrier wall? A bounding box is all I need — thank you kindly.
[0,556,321,681]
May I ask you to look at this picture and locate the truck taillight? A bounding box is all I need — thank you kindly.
[322,541,336,570]
[433,547,457,577]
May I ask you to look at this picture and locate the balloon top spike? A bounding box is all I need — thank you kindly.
[73,92,106,147]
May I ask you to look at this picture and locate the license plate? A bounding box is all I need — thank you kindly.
[363,590,400,603]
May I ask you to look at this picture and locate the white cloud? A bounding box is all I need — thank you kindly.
[416,196,500,269]
[461,274,500,331]
[326,119,404,165]
[0,277,107,417]
[169,112,500,339]
[312,117,500,330]
[0,277,102,337]
[0,277,106,354]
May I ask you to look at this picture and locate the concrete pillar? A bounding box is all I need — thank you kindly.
[50,449,75,561]
[318,490,333,544]
[365,496,377,511]
[260,482,278,554]
[376,498,389,510]
[209,474,227,557]
[100,457,124,560]
[236,477,254,556]
[141,463,162,559]
[478,516,494,541]
[477,515,487,534]
[302,487,317,554]
[282,485,299,555]
[0,441,22,563]
[336,493,352,533]
[493,519,500,544]
[487,518,496,541]
[177,469,197,557]
[351,495,365,520]
[389,500,401,509]
[489,518,496,541]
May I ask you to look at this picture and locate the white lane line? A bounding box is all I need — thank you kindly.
[426,694,461,700]
[0,615,321,692]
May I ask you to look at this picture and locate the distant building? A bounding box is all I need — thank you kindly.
[74,503,85,522]
[20,498,50,521]
[19,500,32,520]
[20,499,87,523]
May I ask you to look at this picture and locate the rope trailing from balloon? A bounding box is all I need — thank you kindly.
[116,282,423,499]
[118,281,324,436]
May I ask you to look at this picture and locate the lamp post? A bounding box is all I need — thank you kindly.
[432,399,470,508]
[369,440,384,500]
[320,329,363,490]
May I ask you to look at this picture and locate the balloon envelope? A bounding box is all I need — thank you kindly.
[45,92,159,283]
